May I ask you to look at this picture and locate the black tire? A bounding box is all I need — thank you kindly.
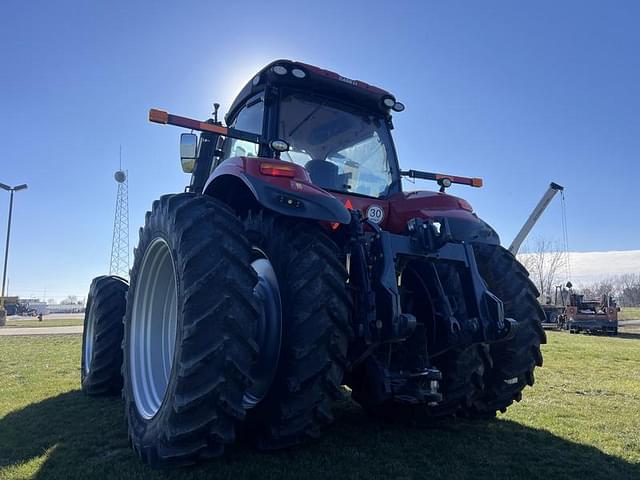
[427,345,486,417]
[351,265,485,423]
[81,275,128,396]
[243,212,350,449]
[427,266,486,417]
[122,194,260,467]
[465,244,546,416]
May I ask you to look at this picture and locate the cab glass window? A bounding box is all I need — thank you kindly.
[278,92,395,198]
[222,95,264,159]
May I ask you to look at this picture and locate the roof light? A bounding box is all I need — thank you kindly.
[291,68,306,79]
[252,75,261,86]
[392,102,405,112]
[272,65,288,75]
[260,162,297,178]
[269,139,290,152]
[383,97,396,108]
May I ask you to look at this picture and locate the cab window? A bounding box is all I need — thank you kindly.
[222,94,264,159]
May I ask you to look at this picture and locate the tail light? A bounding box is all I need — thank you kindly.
[259,162,297,178]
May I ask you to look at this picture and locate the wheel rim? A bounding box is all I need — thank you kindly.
[130,237,178,419]
[83,299,96,374]
[243,251,282,409]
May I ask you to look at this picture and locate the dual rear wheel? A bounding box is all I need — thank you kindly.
[81,275,127,395]
[81,194,348,467]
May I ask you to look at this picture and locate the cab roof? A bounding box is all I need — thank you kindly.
[226,59,399,124]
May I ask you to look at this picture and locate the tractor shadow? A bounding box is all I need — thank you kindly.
[617,333,640,341]
[2,392,639,480]
[617,330,640,340]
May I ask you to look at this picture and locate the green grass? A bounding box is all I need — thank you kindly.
[619,307,640,321]
[1,332,639,480]
[2,318,84,328]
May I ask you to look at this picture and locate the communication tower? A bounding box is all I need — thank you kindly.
[109,148,130,277]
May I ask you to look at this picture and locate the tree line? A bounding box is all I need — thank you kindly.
[578,274,640,307]
[516,238,640,307]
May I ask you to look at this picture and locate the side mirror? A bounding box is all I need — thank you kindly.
[180,133,198,173]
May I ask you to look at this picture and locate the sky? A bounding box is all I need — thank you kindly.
[1,0,639,300]
[519,250,640,286]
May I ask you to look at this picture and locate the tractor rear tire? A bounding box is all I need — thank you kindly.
[426,265,486,417]
[243,212,350,449]
[81,275,128,396]
[427,344,486,417]
[122,194,260,467]
[465,244,546,416]
[351,265,485,423]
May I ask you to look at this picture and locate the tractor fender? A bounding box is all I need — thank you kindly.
[202,157,351,224]
[445,215,500,246]
[385,191,500,246]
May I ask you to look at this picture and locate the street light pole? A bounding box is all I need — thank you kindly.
[0,182,28,326]
[1,189,15,306]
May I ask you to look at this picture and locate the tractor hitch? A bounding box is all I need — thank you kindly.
[347,213,516,408]
[348,213,514,360]
[351,359,443,407]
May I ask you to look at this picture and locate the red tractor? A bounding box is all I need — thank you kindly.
[81,60,546,467]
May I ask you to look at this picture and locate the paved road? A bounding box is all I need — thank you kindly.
[0,326,83,336]
[0,321,637,337]
[620,320,640,326]
[7,313,84,320]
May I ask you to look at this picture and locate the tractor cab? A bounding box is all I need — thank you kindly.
[202,60,404,200]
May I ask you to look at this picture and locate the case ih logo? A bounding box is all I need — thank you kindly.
[338,75,358,86]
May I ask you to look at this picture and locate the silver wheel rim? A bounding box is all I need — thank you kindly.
[83,301,96,373]
[243,252,282,409]
[130,237,178,419]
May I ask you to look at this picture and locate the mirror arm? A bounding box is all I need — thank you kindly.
[150,108,262,145]
[400,169,483,188]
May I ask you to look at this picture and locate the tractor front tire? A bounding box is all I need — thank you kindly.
[122,194,260,467]
[466,244,546,416]
[81,275,128,396]
[243,212,350,449]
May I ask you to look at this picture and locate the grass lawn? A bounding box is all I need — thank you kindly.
[2,318,84,329]
[619,307,640,321]
[0,332,639,480]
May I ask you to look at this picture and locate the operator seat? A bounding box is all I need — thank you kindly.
[305,159,339,190]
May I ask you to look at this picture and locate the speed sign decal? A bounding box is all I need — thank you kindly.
[366,204,384,224]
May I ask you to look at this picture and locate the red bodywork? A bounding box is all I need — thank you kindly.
[205,157,480,233]
[204,156,340,202]
[333,191,478,234]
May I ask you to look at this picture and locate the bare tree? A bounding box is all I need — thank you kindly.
[618,273,640,306]
[580,279,615,301]
[517,237,567,299]
[61,295,78,305]
[580,274,640,306]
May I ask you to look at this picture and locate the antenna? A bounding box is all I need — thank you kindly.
[110,148,130,278]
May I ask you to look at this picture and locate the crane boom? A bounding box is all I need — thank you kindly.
[509,182,564,255]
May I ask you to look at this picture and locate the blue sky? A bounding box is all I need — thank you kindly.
[1,0,639,300]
